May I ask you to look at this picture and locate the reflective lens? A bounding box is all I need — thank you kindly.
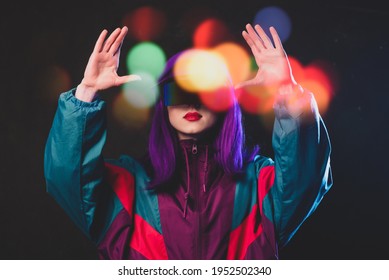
[162,83,202,106]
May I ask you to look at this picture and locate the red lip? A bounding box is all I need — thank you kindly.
[183,112,202,121]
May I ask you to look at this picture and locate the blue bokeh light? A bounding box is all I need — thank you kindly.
[253,6,292,43]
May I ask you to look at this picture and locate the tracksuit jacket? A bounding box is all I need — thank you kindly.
[44,89,332,259]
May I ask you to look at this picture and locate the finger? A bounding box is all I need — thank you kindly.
[110,26,128,55]
[254,24,274,49]
[242,31,261,58]
[245,24,265,51]
[269,26,283,50]
[102,28,121,52]
[115,74,142,86]
[93,29,108,53]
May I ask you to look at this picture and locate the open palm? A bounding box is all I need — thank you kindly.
[236,24,295,89]
[76,27,140,102]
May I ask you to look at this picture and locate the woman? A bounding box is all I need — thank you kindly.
[44,24,332,259]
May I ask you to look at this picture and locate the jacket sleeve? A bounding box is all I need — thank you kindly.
[263,88,333,248]
[44,89,129,244]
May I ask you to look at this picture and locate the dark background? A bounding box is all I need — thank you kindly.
[1,0,388,259]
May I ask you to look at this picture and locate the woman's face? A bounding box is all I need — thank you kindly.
[167,104,218,140]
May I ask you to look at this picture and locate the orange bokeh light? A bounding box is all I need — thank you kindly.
[236,85,276,115]
[112,92,151,129]
[304,65,334,96]
[289,56,336,115]
[213,42,251,86]
[300,80,331,115]
[37,65,72,103]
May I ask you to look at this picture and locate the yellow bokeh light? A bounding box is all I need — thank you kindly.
[173,49,229,92]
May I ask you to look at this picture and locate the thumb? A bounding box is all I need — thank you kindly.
[115,74,142,86]
[234,79,256,90]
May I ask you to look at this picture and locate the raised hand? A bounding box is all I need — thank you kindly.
[76,27,141,102]
[235,24,296,90]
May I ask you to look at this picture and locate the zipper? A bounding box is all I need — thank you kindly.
[192,143,198,155]
[191,143,201,259]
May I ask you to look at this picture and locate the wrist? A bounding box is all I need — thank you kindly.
[75,82,98,102]
[274,82,310,119]
[277,80,303,96]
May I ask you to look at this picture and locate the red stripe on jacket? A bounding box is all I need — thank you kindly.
[129,214,168,260]
[105,162,135,217]
[105,162,168,259]
[227,165,275,259]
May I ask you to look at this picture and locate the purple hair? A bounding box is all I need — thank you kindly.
[147,53,258,188]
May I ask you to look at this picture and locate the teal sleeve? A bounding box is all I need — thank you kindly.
[267,90,333,247]
[44,89,123,243]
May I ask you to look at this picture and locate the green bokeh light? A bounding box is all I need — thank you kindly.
[126,42,166,80]
[122,72,158,108]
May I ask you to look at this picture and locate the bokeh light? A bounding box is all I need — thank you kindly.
[253,6,292,43]
[193,18,230,48]
[173,49,229,92]
[300,79,331,114]
[236,85,276,115]
[122,6,166,41]
[112,92,151,129]
[199,87,235,112]
[122,72,158,108]
[119,5,338,120]
[213,42,251,86]
[305,62,335,96]
[37,65,71,103]
[288,57,336,115]
[126,42,166,80]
